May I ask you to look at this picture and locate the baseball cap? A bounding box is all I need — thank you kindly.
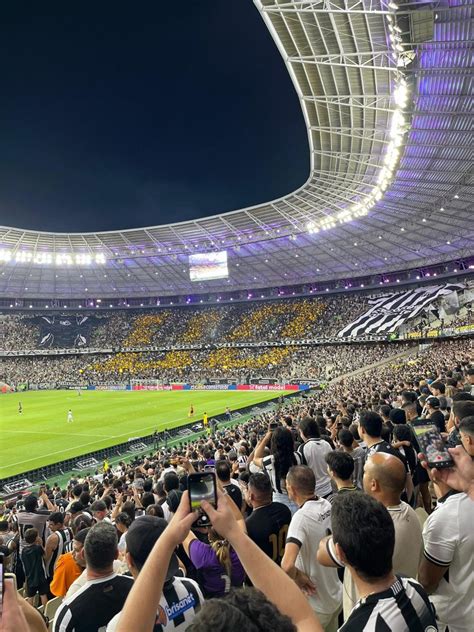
[426,396,440,409]
[125,516,179,581]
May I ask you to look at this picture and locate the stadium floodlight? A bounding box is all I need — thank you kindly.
[305,15,411,239]
[0,248,107,266]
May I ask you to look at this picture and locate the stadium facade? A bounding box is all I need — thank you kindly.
[0,0,472,303]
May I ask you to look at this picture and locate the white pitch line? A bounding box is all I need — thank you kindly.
[2,429,112,438]
[1,394,279,472]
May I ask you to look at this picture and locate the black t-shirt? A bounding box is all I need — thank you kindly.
[429,410,446,434]
[53,574,133,632]
[245,502,292,565]
[21,544,47,587]
[223,483,242,510]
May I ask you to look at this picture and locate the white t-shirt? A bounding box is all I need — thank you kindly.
[297,439,333,497]
[387,501,422,579]
[286,498,342,615]
[422,491,474,631]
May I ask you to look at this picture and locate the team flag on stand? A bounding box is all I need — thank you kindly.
[337,284,463,337]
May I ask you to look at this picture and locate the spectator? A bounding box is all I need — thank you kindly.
[419,473,474,632]
[17,493,54,553]
[282,466,342,631]
[459,415,474,456]
[215,460,243,511]
[252,426,301,514]
[21,528,49,607]
[182,513,246,598]
[115,490,322,632]
[402,401,432,513]
[447,398,474,447]
[115,512,132,557]
[325,451,357,496]
[89,500,110,523]
[50,528,89,599]
[297,417,333,500]
[467,367,474,395]
[336,428,365,489]
[0,520,18,573]
[45,512,74,584]
[53,522,133,632]
[107,516,204,631]
[424,396,446,433]
[363,453,422,580]
[324,493,437,631]
[429,380,448,410]
[245,473,292,565]
[359,412,414,503]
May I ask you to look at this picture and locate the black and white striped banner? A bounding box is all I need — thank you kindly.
[337,284,463,338]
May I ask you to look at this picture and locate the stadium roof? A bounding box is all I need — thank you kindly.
[0,0,472,299]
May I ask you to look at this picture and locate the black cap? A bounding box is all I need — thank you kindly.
[125,516,179,581]
[426,396,440,409]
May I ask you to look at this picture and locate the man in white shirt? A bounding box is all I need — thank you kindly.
[363,452,422,579]
[297,417,333,499]
[281,465,342,632]
[419,482,474,632]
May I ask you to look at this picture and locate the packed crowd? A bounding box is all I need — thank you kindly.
[1,337,473,632]
[0,341,414,387]
[1,290,470,354]
[0,295,372,352]
[0,315,38,351]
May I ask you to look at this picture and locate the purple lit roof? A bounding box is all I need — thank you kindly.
[0,0,472,299]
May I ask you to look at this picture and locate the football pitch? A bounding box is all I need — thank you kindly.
[0,389,288,479]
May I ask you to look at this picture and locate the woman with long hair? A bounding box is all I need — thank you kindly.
[183,503,245,597]
[115,512,133,558]
[251,424,300,514]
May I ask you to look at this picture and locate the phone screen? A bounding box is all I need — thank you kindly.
[188,472,217,527]
[414,424,454,469]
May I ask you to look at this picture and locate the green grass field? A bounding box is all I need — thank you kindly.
[0,389,288,478]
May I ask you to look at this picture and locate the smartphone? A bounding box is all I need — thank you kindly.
[414,424,454,469]
[188,472,217,527]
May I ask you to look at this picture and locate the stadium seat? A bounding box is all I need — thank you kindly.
[45,597,63,628]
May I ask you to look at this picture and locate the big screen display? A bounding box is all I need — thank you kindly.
[189,251,228,281]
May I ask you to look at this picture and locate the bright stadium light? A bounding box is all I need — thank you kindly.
[0,248,107,267]
[305,3,410,237]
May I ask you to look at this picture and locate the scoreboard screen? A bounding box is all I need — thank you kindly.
[189,251,228,281]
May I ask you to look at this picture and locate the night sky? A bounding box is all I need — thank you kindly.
[0,2,308,232]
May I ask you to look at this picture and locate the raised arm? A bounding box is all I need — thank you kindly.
[115,493,197,632]
[250,431,272,469]
[202,492,322,632]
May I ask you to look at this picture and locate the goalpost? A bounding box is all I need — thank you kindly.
[130,379,169,390]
